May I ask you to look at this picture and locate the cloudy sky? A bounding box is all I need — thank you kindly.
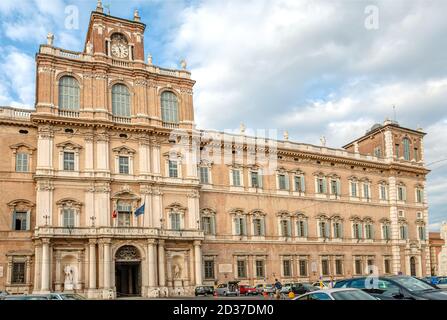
[0,0,446,230]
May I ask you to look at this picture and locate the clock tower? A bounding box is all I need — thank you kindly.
[84,2,146,62]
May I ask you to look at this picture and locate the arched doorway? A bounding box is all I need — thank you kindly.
[410,257,416,276]
[115,245,142,297]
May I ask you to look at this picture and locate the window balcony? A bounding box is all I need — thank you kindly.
[162,121,179,129]
[113,115,131,124]
[58,109,80,118]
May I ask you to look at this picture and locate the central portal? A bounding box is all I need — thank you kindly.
[114,245,142,297]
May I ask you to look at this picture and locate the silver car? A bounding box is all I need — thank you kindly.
[294,288,378,300]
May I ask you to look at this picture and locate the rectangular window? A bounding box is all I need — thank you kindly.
[367,259,374,269]
[351,182,357,197]
[384,259,391,274]
[202,216,212,235]
[12,262,25,284]
[365,224,373,239]
[63,152,75,171]
[363,183,370,199]
[321,259,329,276]
[13,211,28,231]
[416,189,423,203]
[169,160,178,178]
[382,224,391,240]
[414,148,418,162]
[418,226,426,240]
[398,186,406,201]
[204,260,215,279]
[119,156,129,174]
[374,147,382,158]
[253,218,264,236]
[400,225,408,240]
[353,223,362,239]
[16,153,29,172]
[199,167,209,184]
[235,217,246,236]
[297,220,307,237]
[295,176,304,192]
[117,202,131,227]
[237,260,247,278]
[355,259,363,275]
[335,259,343,275]
[281,220,290,237]
[232,170,241,186]
[317,178,326,194]
[251,171,259,188]
[319,221,328,238]
[330,180,338,195]
[380,185,387,200]
[278,174,287,190]
[333,222,342,239]
[171,213,181,230]
[395,144,400,158]
[283,260,291,277]
[299,260,308,276]
[256,260,265,278]
[63,208,75,228]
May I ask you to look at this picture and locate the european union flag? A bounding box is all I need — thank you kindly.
[134,203,145,216]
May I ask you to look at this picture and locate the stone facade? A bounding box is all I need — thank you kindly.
[0,6,431,298]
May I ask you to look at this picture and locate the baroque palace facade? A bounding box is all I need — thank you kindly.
[0,3,431,298]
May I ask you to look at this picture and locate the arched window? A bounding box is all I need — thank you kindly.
[403,138,410,161]
[161,91,179,124]
[112,84,131,117]
[59,76,80,111]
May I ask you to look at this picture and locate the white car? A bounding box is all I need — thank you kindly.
[294,288,378,300]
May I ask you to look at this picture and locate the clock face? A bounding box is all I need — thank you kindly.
[111,43,129,59]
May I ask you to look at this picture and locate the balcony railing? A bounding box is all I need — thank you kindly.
[58,109,80,118]
[34,226,204,239]
[0,106,33,120]
[112,59,132,68]
[113,115,132,124]
[162,121,179,129]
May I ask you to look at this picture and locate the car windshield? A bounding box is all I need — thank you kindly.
[392,277,436,292]
[332,290,377,300]
[438,278,447,284]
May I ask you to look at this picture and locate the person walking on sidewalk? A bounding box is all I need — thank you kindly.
[274,279,282,300]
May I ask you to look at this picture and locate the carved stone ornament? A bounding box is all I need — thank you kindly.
[115,245,141,261]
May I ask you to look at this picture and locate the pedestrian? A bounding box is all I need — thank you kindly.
[274,279,282,300]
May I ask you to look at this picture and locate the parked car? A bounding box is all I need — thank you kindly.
[255,284,267,294]
[238,285,257,296]
[215,281,240,296]
[43,293,86,300]
[436,277,447,289]
[280,282,318,295]
[334,276,447,300]
[0,290,8,298]
[195,286,215,296]
[294,288,377,300]
[2,294,51,300]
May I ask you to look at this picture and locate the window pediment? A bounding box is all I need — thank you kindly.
[56,198,83,209]
[200,208,216,216]
[295,212,308,219]
[249,209,266,216]
[7,199,35,211]
[56,141,83,150]
[111,189,140,201]
[330,214,343,221]
[348,176,358,181]
[379,218,391,224]
[112,145,136,155]
[316,213,329,220]
[229,208,245,216]
[277,210,291,217]
[9,143,36,152]
[166,202,187,213]
[349,215,362,222]
[313,171,325,177]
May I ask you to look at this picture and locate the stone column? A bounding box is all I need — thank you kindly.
[151,140,161,175]
[55,251,61,291]
[152,188,163,228]
[147,240,157,288]
[141,185,153,228]
[41,239,51,293]
[33,243,41,292]
[194,241,202,286]
[187,190,200,230]
[388,176,401,275]
[158,240,166,287]
[89,240,97,291]
[102,239,112,298]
